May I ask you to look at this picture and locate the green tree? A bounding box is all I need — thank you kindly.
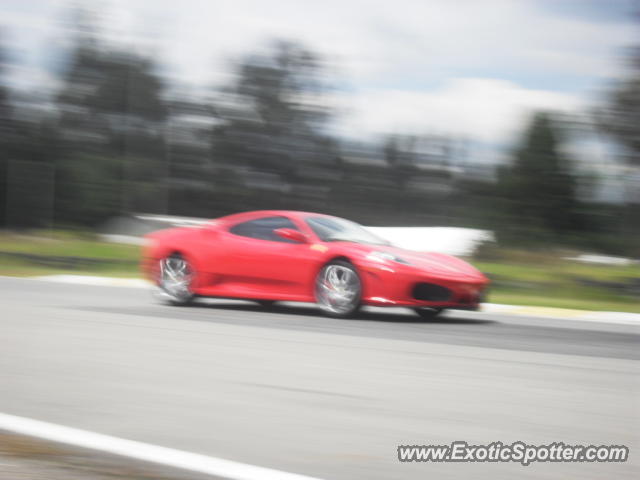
[496,112,580,241]
[211,40,338,212]
[0,34,11,226]
[0,32,42,228]
[599,46,640,167]
[89,56,167,122]
[0,35,11,136]
[595,43,640,255]
[0,36,13,225]
[53,16,169,223]
[53,154,121,226]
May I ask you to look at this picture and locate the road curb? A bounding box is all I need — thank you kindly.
[481,303,640,324]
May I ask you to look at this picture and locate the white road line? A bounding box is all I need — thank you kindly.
[0,413,323,480]
[32,275,151,288]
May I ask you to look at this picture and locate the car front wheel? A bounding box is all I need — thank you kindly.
[413,307,444,320]
[314,260,361,318]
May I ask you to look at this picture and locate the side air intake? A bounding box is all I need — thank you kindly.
[412,283,452,302]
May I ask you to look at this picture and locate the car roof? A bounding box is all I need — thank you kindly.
[216,210,332,224]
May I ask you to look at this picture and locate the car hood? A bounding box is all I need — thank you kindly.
[373,245,487,282]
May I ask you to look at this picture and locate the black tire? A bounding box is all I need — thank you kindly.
[314,260,361,318]
[255,300,276,308]
[414,307,444,320]
[156,253,195,306]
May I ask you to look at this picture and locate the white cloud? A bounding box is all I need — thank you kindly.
[87,0,636,89]
[334,78,584,142]
[0,0,636,146]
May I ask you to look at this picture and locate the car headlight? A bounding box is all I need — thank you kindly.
[367,251,411,265]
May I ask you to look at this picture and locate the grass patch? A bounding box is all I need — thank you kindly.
[473,248,640,313]
[0,230,140,260]
[0,230,140,277]
[488,291,640,313]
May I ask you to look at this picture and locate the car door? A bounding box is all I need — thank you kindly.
[216,215,319,298]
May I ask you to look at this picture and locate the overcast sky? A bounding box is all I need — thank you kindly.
[1,0,637,147]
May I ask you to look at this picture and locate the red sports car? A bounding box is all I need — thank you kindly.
[142,210,489,319]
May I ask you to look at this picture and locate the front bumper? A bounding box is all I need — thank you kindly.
[359,262,488,310]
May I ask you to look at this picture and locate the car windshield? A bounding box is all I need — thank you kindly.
[306,216,390,246]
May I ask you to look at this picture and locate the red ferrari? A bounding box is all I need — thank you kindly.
[142,210,489,319]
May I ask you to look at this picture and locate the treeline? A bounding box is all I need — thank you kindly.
[0,15,637,256]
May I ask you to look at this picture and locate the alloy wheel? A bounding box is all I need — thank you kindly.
[315,263,361,317]
[158,255,194,304]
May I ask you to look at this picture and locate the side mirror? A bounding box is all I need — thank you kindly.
[274,228,308,243]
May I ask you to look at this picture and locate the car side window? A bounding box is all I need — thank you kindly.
[229,216,301,243]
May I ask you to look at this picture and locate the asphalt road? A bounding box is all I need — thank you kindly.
[1,276,638,479]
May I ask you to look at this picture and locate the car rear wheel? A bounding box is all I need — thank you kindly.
[157,253,195,306]
[315,260,361,318]
[414,307,444,320]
